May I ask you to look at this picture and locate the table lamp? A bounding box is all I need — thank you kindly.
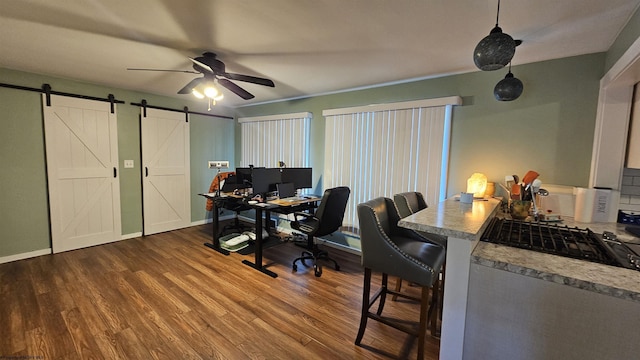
[466,173,488,198]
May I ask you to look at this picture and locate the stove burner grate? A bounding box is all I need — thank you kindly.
[481,218,621,267]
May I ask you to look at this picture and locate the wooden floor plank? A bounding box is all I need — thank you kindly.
[0,223,439,359]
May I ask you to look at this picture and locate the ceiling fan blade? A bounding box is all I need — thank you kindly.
[218,78,254,100]
[127,68,200,74]
[224,72,275,87]
[177,77,204,94]
[189,57,214,74]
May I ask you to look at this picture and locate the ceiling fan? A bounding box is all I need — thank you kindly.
[128,52,275,100]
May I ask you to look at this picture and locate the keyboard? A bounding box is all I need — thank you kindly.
[280,196,305,202]
[626,225,640,238]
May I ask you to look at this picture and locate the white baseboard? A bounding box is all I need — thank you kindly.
[122,232,142,240]
[0,248,51,264]
[192,214,236,227]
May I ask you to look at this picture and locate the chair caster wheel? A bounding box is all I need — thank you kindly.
[314,265,322,277]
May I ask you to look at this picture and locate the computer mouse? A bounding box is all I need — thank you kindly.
[248,200,258,205]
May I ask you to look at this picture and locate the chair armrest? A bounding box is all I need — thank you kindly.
[293,211,317,221]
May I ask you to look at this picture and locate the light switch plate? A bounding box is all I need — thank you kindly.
[208,160,229,169]
[124,160,134,168]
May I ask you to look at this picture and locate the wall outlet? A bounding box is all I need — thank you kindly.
[124,160,134,168]
[208,160,229,169]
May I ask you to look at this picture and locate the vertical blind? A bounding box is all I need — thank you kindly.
[323,97,461,230]
[239,112,311,168]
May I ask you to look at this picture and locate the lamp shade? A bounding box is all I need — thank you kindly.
[473,26,516,71]
[494,71,523,101]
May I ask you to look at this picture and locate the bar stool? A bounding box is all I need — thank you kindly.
[393,192,447,311]
[355,197,445,360]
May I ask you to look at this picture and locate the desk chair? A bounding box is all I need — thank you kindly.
[206,172,251,234]
[356,197,445,360]
[291,186,350,277]
[220,198,253,234]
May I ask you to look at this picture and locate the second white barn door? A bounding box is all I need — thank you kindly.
[141,108,191,235]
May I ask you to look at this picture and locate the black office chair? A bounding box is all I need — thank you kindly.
[356,197,445,360]
[291,186,350,277]
[221,199,253,234]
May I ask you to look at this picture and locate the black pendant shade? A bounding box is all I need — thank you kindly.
[474,26,516,71]
[494,68,523,101]
[473,0,516,71]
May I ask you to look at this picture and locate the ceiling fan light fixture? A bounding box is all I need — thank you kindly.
[494,65,523,101]
[192,88,205,99]
[473,0,516,71]
[204,85,220,99]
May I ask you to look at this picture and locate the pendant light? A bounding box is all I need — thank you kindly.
[473,0,516,71]
[494,63,523,101]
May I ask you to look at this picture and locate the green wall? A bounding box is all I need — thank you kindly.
[605,7,640,73]
[0,68,235,258]
[237,53,605,197]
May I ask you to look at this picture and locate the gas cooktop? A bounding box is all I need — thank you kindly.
[481,218,640,271]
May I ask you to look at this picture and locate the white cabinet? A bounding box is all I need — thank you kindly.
[628,83,640,168]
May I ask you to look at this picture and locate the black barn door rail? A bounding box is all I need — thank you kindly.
[0,82,123,114]
[131,99,234,120]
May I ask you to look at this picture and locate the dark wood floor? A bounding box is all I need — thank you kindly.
[0,224,440,359]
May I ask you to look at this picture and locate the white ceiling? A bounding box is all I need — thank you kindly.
[1,0,639,108]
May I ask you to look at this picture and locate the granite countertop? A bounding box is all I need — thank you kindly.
[473,211,640,303]
[399,196,640,302]
[398,197,502,240]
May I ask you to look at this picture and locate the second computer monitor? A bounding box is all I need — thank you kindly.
[281,167,312,189]
[251,167,282,195]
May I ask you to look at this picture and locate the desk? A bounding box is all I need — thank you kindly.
[199,192,247,256]
[200,193,321,278]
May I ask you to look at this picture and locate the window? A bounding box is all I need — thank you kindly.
[323,97,462,230]
[239,112,311,168]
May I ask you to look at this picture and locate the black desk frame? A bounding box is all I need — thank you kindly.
[200,193,319,278]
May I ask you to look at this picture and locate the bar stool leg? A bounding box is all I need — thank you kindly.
[392,277,402,301]
[355,268,372,345]
[428,277,440,336]
[418,285,429,360]
[376,273,388,315]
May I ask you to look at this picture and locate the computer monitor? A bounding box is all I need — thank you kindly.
[276,182,296,198]
[251,168,282,195]
[221,174,243,192]
[235,167,253,188]
[280,168,313,189]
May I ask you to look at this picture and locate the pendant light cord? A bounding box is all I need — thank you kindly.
[495,0,501,27]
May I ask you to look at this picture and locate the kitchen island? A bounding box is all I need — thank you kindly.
[399,197,640,360]
[466,218,640,360]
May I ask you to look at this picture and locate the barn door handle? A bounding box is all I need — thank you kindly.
[145,167,149,177]
[113,167,117,178]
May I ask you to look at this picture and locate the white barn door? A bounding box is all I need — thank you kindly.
[141,108,191,235]
[43,94,122,253]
